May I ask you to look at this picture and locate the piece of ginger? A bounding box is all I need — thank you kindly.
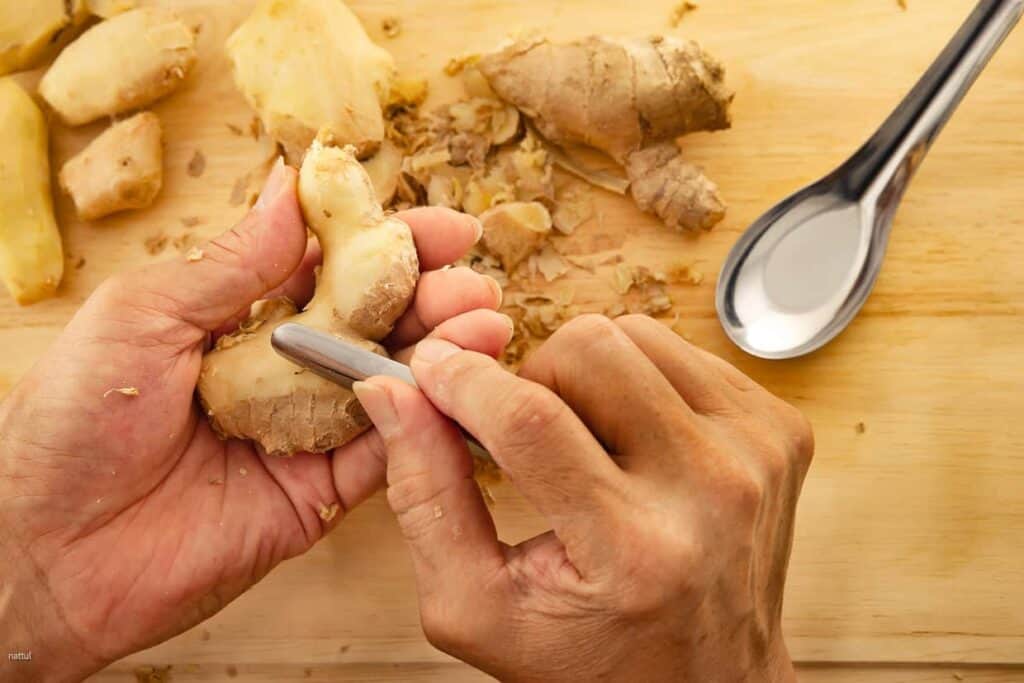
[59,112,164,221]
[86,0,137,18]
[479,35,732,164]
[479,201,552,272]
[198,138,419,457]
[625,142,724,232]
[39,8,196,126]
[0,78,63,305]
[478,35,733,231]
[226,0,395,165]
[0,0,89,76]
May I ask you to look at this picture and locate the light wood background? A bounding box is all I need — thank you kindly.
[1,0,1022,680]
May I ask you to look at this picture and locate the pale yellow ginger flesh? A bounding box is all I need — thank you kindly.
[0,78,63,305]
[478,35,733,231]
[60,112,164,221]
[227,0,395,165]
[479,201,552,272]
[39,8,196,126]
[361,139,403,205]
[198,141,419,457]
[0,0,88,76]
[85,0,137,19]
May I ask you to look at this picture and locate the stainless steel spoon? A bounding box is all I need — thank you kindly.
[716,0,1023,360]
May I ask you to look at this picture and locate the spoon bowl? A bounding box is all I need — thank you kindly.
[716,0,1023,360]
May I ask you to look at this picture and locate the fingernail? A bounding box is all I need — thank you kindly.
[255,157,287,211]
[353,381,400,438]
[470,216,484,244]
[485,275,503,307]
[413,338,461,367]
[499,313,515,338]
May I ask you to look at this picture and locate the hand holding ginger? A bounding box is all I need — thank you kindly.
[358,315,814,682]
[0,161,510,681]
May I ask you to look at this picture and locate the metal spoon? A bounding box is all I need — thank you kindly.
[716,0,1023,360]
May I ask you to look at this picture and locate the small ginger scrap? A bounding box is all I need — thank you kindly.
[133,665,172,683]
[380,16,401,39]
[104,386,140,398]
[185,247,204,262]
[669,1,698,27]
[187,149,206,178]
[444,53,480,76]
[319,502,340,522]
[229,173,250,206]
[60,112,164,221]
[479,201,552,272]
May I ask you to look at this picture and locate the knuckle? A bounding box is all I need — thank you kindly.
[490,383,567,456]
[551,313,618,348]
[614,313,657,331]
[612,525,703,618]
[717,465,763,524]
[776,401,815,467]
[89,274,132,310]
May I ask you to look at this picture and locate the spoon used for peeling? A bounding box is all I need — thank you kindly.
[716,0,1023,360]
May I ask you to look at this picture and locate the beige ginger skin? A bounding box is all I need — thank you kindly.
[198,140,419,457]
[479,35,733,231]
[60,112,164,221]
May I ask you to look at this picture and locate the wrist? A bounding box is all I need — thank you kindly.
[763,637,797,683]
[0,524,104,682]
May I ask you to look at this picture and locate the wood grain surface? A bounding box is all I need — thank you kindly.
[0,0,1021,680]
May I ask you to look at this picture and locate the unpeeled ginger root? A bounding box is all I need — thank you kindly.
[198,139,419,457]
[60,112,163,221]
[39,8,196,126]
[478,35,733,231]
[226,0,395,164]
[0,78,63,305]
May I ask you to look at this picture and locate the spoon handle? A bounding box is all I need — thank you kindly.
[841,0,1023,200]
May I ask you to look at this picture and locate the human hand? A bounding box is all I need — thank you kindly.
[355,314,814,682]
[0,161,511,682]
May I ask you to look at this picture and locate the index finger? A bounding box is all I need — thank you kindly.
[409,339,627,574]
[395,207,483,271]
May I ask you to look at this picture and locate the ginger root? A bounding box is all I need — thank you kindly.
[39,8,196,126]
[478,35,733,231]
[227,0,395,165]
[85,0,136,18]
[198,139,419,457]
[0,78,63,305]
[59,112,163,221]
[0,0,89,76]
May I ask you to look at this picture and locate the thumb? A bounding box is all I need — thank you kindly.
[115,158,307,334]
[353,376,505,601]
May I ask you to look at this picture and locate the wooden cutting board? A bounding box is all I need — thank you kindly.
[1,1,1022,680]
